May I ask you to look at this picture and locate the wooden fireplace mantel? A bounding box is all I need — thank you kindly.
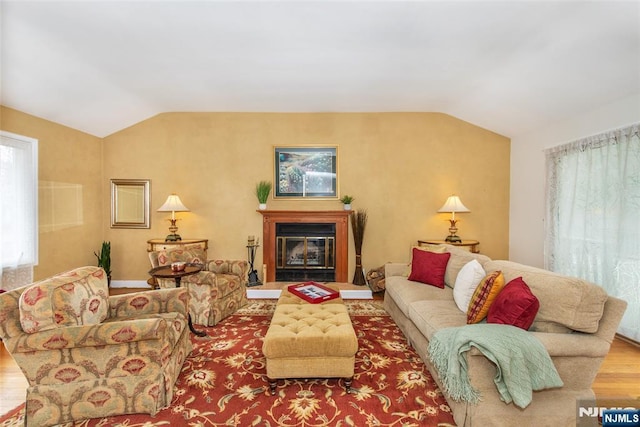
[258,210,351,283]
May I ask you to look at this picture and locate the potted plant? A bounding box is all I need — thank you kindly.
[255,180,272,210]
[94,241,112,285]
[340,195,354,210]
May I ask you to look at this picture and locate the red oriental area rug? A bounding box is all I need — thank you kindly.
[0,300,455,427]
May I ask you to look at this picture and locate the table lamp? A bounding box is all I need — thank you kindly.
[437,195,470,243]
[157,194,190,241]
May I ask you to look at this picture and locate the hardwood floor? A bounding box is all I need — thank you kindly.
[0,344,29,415]
[1,289,639,416]
[592,337,640,399]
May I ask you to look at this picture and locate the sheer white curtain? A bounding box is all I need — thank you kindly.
[545,123,640,341]
[0,131,38,290]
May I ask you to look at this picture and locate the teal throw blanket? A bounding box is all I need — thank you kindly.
[428,323,564,409]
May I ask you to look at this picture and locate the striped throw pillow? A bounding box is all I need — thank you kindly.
[467,270,505,324]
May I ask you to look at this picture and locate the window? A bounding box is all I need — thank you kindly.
[545,123,640,341]
[0,131,39,281]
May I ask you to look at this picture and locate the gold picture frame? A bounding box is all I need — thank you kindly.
[110,179,150,228]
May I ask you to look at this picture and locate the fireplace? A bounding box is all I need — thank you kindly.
[276,223,336,281]
[259,210,350,283]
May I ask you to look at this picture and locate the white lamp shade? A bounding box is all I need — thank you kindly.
[438,195,470,213]
[157,194,190,212]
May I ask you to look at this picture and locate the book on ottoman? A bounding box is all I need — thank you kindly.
[288,282,340,303]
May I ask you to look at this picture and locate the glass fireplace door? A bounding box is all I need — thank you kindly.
[277,237,335,270]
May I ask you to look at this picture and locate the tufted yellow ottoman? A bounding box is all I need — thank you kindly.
[262,299,358,395]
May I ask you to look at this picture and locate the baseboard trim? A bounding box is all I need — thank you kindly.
[109,280,149,289]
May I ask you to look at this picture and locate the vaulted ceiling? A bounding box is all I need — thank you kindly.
[1,1,639,138]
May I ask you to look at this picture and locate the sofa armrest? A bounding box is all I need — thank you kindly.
[385,262,409,278]
[109,287,189,319]
[594,296,627,344]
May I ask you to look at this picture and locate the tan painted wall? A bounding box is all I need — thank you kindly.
[0,108,509,283]
[0,106,103,280]
[104,113,510,282]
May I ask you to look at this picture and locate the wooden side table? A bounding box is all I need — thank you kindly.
[418,239,480,253]
[148,264,206,337]
[147,239,208,289]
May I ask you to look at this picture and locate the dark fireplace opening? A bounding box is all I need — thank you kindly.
[275,223,336,282]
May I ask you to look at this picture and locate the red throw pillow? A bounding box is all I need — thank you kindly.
[487,276,540,330]
[408,248,451,288]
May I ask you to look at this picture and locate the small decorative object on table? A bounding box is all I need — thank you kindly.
[246,236,262,287]
[171,262,186,272]
[288,281,340,303]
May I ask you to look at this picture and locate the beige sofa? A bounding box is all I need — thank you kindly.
[383,245,627,427]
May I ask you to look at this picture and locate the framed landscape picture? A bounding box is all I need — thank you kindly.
[274,146,338,198]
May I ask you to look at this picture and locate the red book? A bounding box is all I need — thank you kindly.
[287,282,340,304]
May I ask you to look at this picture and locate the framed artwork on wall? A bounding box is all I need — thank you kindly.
[110,179,151,228]
[274,145,338,199]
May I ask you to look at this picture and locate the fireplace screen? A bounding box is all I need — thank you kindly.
[277,237,335,270]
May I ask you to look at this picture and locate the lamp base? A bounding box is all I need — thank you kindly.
[165,219,182,242]
[445,220,462,243]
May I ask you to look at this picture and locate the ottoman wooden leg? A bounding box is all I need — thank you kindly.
[267,377,277,395]
[345,377,353,393]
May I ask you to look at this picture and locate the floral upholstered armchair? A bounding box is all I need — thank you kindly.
[0,266,192,427]
[148,244,248,326]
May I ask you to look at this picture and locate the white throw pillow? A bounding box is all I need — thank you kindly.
[453,259,486,312]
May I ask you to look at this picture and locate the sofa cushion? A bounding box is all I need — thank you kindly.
[385,276,453,318]
[487,277,539,330]
[484,260,608,333]
[19,267,109,333]
[408,300,467,340]
[442,245,492,288]
[408,248,451,288]
[467,270,505,324]
[453,259,486,312]
[412,244,448,254]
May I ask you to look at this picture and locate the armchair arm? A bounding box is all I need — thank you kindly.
[0,286,28,340]
[205,260,249,282]
[109,287,188,319]
[6,317,172,353]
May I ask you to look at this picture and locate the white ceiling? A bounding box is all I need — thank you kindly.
[1,1,639,138]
